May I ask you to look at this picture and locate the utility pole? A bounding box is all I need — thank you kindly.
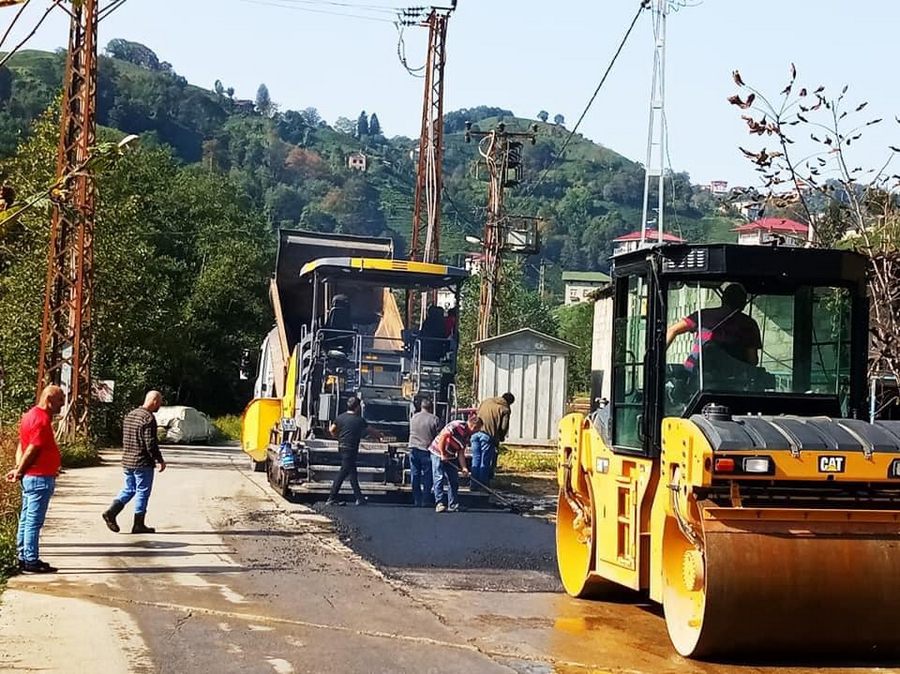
[406,3,455,265]
[538,258,546,298]
[36,0,99,438]
[466,122,539,396]
[639,0,668,246]
[401,2,456,325]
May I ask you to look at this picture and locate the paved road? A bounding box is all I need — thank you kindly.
[0,445,897,674]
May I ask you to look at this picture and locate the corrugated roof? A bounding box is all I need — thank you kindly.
[473,327,577,351]
[562,271,611,283]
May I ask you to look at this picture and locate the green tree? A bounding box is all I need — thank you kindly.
[105,39,161,70]
[255,83,273,117]
[334,116,355,135]
[368,112,382,136]
[0,112,273,426]
[537,110,549,123]
[356,110,369,137]
[553,113,565,126]
[214,79,224,96]
[556,302,593,396]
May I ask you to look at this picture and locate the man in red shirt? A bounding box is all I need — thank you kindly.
[6,385,66,573]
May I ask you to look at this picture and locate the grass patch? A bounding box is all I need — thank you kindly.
[0,428,20,583]
[211,415,242,444]
[496,447,557,474]
[59,436,101,468]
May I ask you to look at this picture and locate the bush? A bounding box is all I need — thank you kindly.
[0,428,20,581]
[211,414,242,443]
[59,436,101,468]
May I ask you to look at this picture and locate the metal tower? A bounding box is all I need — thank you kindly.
[408,4,455,264]
[639,0,668,246]
[37,0,99,437]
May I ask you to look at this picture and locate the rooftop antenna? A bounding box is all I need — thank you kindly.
[639,0,668,247]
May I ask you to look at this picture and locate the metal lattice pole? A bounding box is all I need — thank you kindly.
[639,0,668,246]
[410,9,450,266]
[36,0,99,438]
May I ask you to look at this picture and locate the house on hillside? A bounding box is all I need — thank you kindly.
[700,180,729,195]
[233,99,256,114]
[612,230,685,256]
[734,218,808,246]
[562,271,610,306]
[347,152,367,171]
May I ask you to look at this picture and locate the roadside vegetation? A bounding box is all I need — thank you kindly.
[211,415,242,444]
[59,437,102,468]
[0,428,20,583]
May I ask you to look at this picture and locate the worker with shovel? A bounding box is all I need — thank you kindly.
[430,414,482,513]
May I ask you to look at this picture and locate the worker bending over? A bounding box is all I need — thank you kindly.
[430,414,482,513]
[472,392,515,490]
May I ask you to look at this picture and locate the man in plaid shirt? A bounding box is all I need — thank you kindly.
[102,391,166,534]
[430,414,482,513]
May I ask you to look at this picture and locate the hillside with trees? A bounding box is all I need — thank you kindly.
[0,44,738,285]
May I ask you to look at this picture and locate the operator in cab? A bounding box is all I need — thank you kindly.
[666,283,762,370]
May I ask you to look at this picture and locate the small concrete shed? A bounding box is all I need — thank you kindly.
[475,328,576,446]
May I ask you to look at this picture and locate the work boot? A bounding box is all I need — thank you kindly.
[21,560,57,573]
[131,513,156,534]
[102,500,125,533]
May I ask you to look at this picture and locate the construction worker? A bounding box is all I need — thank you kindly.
[325,396,380,506]
[102,391,167,534]
[473,392,515,489]
[430,414,482,513]
[6,385,66,573]
[408,398,441,507]
[666,283,762,370]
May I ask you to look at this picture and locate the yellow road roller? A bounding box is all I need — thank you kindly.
[557,242,900,658]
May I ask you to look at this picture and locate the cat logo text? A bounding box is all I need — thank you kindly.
[818,456,846,473]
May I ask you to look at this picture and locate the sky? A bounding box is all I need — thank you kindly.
[4,0,899,187]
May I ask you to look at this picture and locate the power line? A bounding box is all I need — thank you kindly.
[98,0,129,22]
[0,0,65,70]
[237,0,396,22]
[0,0,32,52]
[520,0,649,198]
[395,22,425,77]
[264,0,399,12]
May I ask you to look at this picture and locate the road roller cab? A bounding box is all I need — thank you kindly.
[557,243,900,658]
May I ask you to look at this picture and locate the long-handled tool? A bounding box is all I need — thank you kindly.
[445,462,523,514]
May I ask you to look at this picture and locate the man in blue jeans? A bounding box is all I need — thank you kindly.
[6,385,66,574]
[407,398,442,507]
[102,391,166,534]
[429,414,481,513]
[469,430,494,490]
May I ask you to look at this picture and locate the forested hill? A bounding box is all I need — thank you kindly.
[0,41,736,289]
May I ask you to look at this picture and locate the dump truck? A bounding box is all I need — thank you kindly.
[557,242,900,658]
[242,229,467,498]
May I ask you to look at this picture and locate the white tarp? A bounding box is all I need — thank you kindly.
[154,406,212,444]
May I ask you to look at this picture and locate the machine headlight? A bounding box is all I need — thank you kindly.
[889,459,900,479]
[743,457,772,474]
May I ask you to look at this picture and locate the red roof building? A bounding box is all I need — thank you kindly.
[612,230,685,255]
[734,218,809,246]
